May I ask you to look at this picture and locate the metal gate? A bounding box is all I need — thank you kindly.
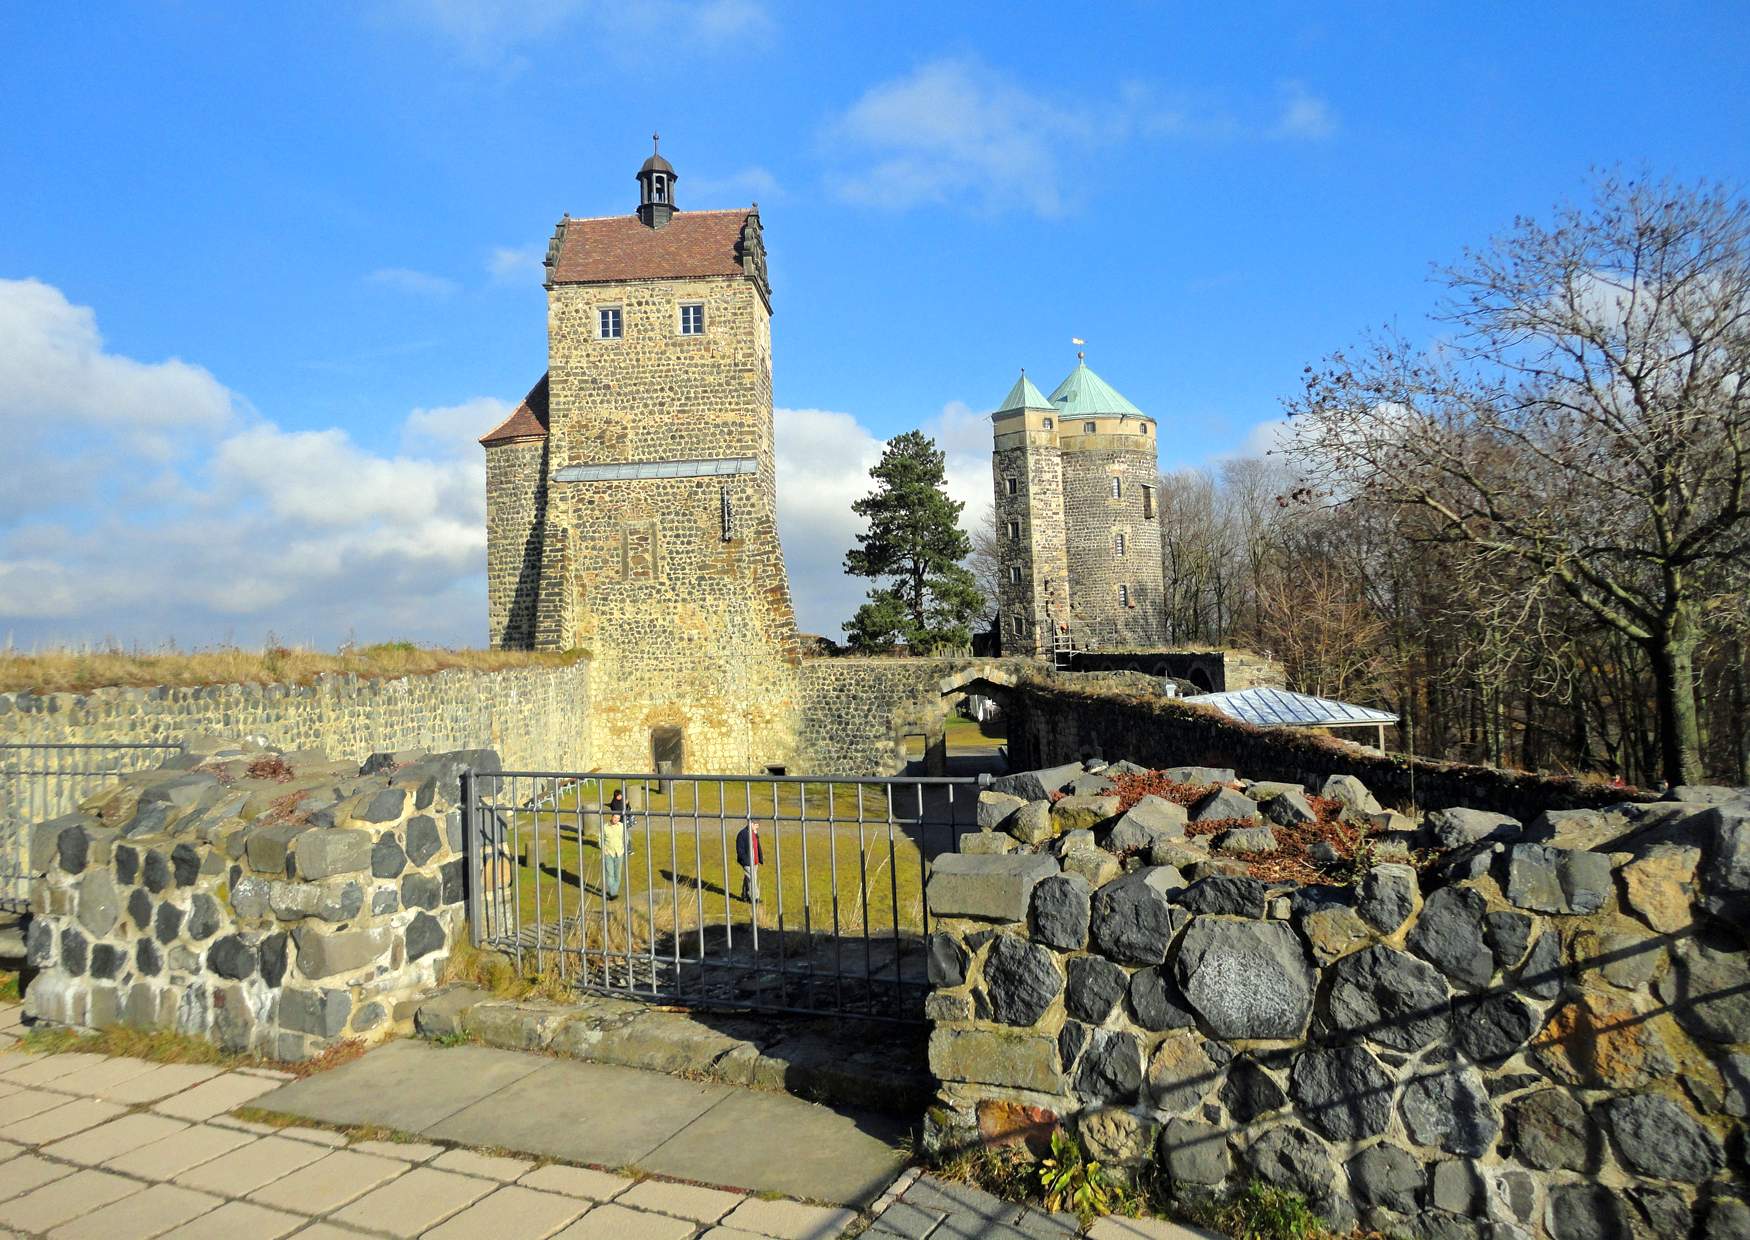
[0,742,185,912]
[462,769,982,1022]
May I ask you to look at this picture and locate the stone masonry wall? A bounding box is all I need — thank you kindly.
[924,762,1750,1239]
[1005,679,1655,819]
[23,739,493,1058]
[1060,442,1166,649]
[993,439,1068,658]
[536,275,801,774]
[484,437,548,650]
[794,658,1024,775]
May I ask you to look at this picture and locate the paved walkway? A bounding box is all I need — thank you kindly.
[254,1041,907,1209]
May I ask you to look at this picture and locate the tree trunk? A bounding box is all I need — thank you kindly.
[1649,615,1705,788]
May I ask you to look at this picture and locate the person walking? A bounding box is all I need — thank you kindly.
[599,791,627,900]
[735,819,763,904]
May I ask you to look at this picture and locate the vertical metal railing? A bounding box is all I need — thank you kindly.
[0,742,185,913]
[462,769,982,1022]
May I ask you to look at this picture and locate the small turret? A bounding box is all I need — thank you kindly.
[636,132,677,229]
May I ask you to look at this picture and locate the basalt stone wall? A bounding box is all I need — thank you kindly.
[22,739,492,1059]
[1004,680,1655,818]
[924,768,1750,1239]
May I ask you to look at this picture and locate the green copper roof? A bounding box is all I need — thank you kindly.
[995,371,1054,413]
[1048,361,1145,417]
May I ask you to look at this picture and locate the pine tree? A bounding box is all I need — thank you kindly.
[842,431,982,653]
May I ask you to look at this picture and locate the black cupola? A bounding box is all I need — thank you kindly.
[636,133,677,229]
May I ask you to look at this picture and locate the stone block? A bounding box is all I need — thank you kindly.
[1160,1117,1230,1186]
[406,911,445,961]
[958,831,1016,855]
[1005,801,1054,845]
[1619,843,1699,933]
[401,872,442,910]
[976,791,1026,831]
[1176,917,1315,1039]
[1029,873,1091,949]
[207,934,258,980]
[1051,795,1119,832]
[1166,766,1236,785]
[925,852,1058,922]
[1065,954,1127,1024]
[1191,787,1261,824]
[989,762,1084,802]
[928,1027,1061,1093]
[280,987,352,1038]
[294,830,374,880]
[294,925,391,979]
[1090,867,1185,964]
[355,786,409,824]
[1105,796,1187,854]
[246,823,309,876]
[1502,844,1611,915]
[405,816,443,866]
[1320,773,1382,817]
[75,869,119,937]
[1424,807,1521,849]
[982,932,1062,1026]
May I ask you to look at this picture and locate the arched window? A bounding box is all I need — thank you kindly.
[1114,532,1126,557]
[652,175,666,203]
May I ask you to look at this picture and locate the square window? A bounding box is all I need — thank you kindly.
[1119,584,1130,607]
[1042,417,1053,429]
[598,307,622,339]
[1142,485,1156,519]
[1115,532,1126,557]
[1008,565,1022,584]
[1111,477,1123,499]
[1006,519,1021,539]
[1084,421,1097,435]
[1005,476,1018,496]
[679,303,705,335]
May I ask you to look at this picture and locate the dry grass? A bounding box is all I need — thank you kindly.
[16,1025,257,1067]
[0,641,586,695]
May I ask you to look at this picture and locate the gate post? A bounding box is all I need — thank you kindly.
[460,768,482,947]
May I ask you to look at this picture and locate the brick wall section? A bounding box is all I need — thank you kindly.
[24,742,490,1058]
[1004,680,1653,816]
[529,274,801,773]
[484,438,548,649]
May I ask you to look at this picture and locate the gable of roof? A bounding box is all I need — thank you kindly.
[548,209,756,286]
[479,374,550,446]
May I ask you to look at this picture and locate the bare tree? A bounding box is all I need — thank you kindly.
[1286,174,1750,787]
[967,507,1002,629]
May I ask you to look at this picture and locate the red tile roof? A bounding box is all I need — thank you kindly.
[479,374,549,446]
[550,209,754,284]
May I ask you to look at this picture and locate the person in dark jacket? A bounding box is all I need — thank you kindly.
[735,820,762,904]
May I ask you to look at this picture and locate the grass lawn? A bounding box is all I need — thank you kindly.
[903,714,1006,758]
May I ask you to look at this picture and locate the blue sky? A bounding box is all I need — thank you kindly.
[3,2,1747,647]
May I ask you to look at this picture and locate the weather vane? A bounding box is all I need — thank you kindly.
[1072,335,1085,361]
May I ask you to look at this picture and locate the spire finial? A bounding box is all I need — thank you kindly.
[652,131,661,152]
[1078,351,1085,362]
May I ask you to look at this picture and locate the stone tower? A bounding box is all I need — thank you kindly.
[990,358,1166,653]
[481,140,801,773]
[991,372,1069,657]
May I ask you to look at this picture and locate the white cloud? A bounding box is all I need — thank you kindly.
[775,401,991,639]
[826,60,1338,217]
[487,245,545,284]
[366,267,460,297]
[0,279,494,648]
[1273,81,1338,141]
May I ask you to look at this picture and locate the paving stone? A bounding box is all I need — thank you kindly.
[1087,1215,1225,1238]
[0,1154,72,1202]
[42,1056,160,1097]
[96,1062,226,1104]
[424,1185,589,1240]
[553,1202,695,1239]
[158,1199,309,1240]
[330,1167,495,1237]
[864,1199,947,1238]
[349,1138,442,1162]
[250,1150,410,1214]
[153,1072,282,1120]
[175,1134,329,1195]
[0,1088,82,1128]
[40,1111,189,1165]
[3,1096,127,1145]
[284,1226,372,1240]
[0,1168,142,1233]
[519,1164,635,1200]
[106,1123,256,1179]
[0,1053,108,1087]
[618,1178,745,1222]
[236,1067,298,1081]
[47,1182,223,1240]
[432,1147,537,1180]
[207,1115,280,1135]
[720,1197,859,1239]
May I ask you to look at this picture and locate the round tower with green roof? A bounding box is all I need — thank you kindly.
[989,356,1166,654]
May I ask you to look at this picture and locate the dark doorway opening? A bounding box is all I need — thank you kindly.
[651,725,685,776]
